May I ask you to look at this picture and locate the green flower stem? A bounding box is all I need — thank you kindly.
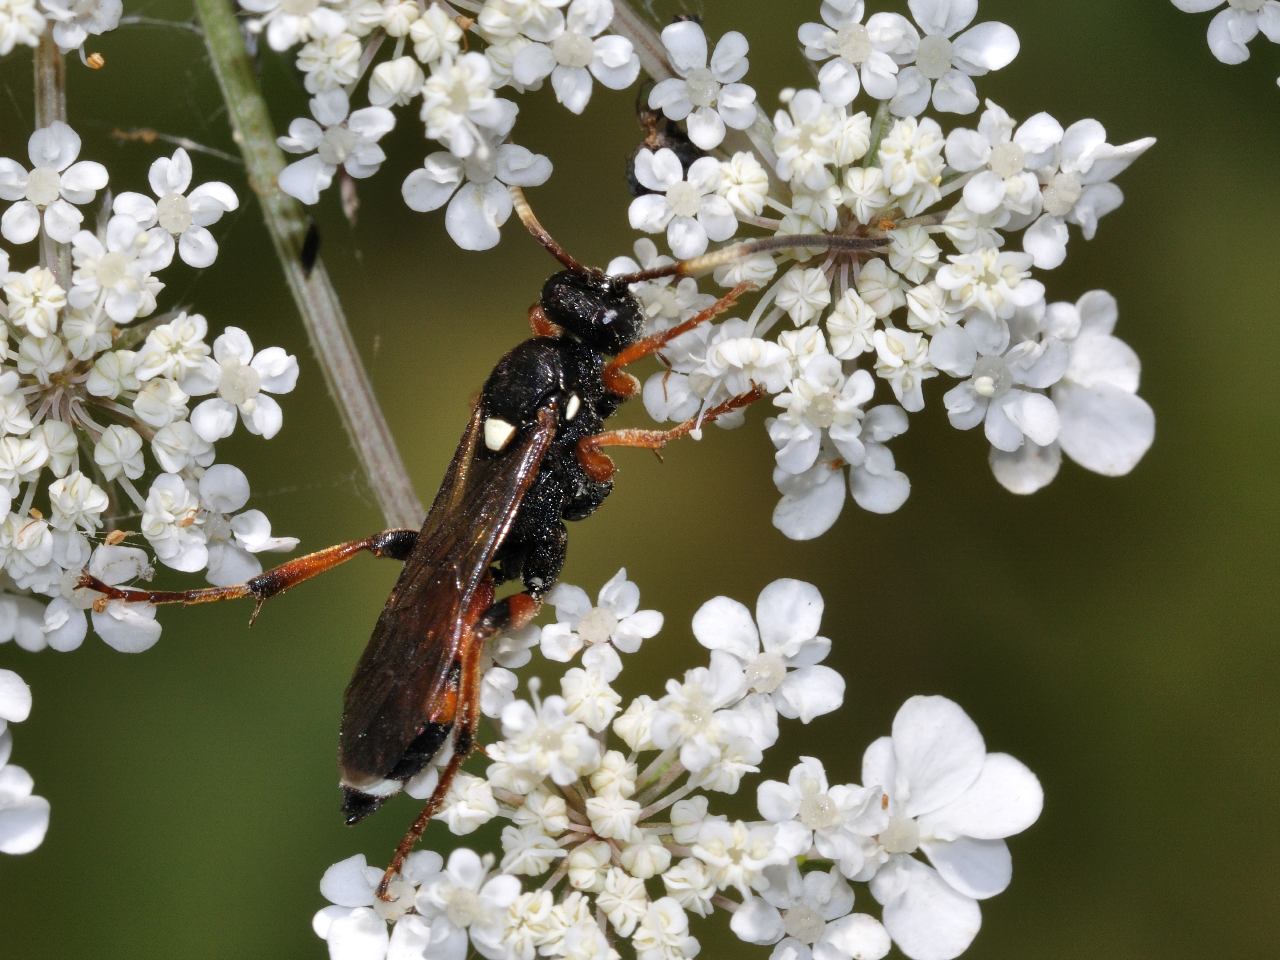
[195,0,423,529]
[33,33,70,285]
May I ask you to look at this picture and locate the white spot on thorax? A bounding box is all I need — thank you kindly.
[484,417,517,451]
[565,393,581,421]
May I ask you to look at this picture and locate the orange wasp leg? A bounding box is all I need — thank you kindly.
[576,386,765,484]
[374,591,542,900]
[601,282,753,397]
[77,528,420,624]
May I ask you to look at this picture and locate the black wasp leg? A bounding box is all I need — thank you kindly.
[78,528,420,623]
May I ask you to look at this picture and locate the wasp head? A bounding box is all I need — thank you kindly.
[540,270,643,355]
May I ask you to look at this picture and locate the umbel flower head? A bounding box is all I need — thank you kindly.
[313,571,1042,960]
[255,0,1155,541]
[0,126,298,658]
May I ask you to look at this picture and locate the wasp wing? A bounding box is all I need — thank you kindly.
[339,403,558,787]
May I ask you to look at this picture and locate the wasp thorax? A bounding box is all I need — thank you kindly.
[540,270,643,355]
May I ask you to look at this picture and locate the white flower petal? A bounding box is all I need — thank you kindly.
[756,578,823,653]
[951,21,1019,73]
[1054,382,1154,476]
[0,670,32,723]
[178,227,219,269]
[873,857,981,960]
[920,837,1012,899]
[891,696,985,817]
[691,595,760,661]
[775,665,845,722]
[988,442,1061,495]
[921,752,1043,841]
[445,180,511,251]
[0,790,50,855]
[320,854,377,908]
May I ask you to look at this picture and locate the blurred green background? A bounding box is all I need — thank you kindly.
[2,1,1278,957]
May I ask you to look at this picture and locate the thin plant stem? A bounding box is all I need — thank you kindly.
[610,0,674,83]
[194,0,423,529]
[33,33,70,287]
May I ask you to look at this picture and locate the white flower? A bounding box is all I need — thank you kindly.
[0,121,108,244]
[181,326,299,442]
[512,0,639,114]
[771,408,911,538]
[771,89,850,192]
[649,652,748,772]
[402,143,552,251]
[420,53,519,160]
[938,337,1068,453]
[1022,120,1156,269]
[409,5,463,64]
[1172,0,1280,68]
[539,567,661,678]
[3,266,65,338]
[368,55,426,108]
[632,897,698,960]
[39,0,120,52]
[312,850,443,958]
[0,755,50,854]
[873,328,935,412]
[732,865,891,960]
[198,464,298,586]
[989,290,1154,493]
[136,312,212,381]
[239,0,345,52]
[862,696,1043,960]
[0,0,45,55]
[112,148,239,269]
[935,248,1045,322]
[278,90,395,205]
[890,0,1020,116]
[296,28,363,93]
[141,473,206,573]
[798,2,914,105]
[769,354,874,474]
[415,849,521,960]
[492,685,602,786]
[68,215,166,324]
[945,101,1058,218]
[648,20,757,150]
[692,578,844,724]
[65,544,162,653]
[878,116,946,216]
[757,757,887,878]
[628,149,737,259]
[693,818,797,896]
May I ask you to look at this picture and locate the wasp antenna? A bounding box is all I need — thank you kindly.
[509,185,590,274]
[614,233,891,285]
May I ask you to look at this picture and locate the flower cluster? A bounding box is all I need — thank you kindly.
[1172,0,1280,84]
[314,571,1043,960]
[0,666,47,855]
[0,0,119,56]
[256,0,640,248]
[253,0,1156,539]
[613,4,1154,539]
[0,123,299,658]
